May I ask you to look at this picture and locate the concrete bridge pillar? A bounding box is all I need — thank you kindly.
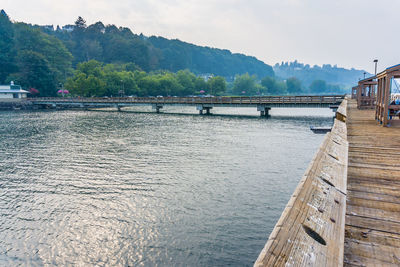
[257,105,271,118]
[152,104,163,113]
[197,105,213,115]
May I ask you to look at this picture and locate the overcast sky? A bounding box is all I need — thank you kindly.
[3,0,400,73]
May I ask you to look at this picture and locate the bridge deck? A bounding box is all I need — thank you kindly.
[29,95,344,107]
[344,99,400,266]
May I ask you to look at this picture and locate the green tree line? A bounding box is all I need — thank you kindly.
[0,10,72,96]
[65,60,227,97]
[65,63,342,97]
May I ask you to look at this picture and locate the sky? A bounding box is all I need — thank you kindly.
[2,0,400,73]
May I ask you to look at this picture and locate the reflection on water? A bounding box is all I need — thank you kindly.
[0,107,331,266]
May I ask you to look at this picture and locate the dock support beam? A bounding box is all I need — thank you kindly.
[257,105,271,118]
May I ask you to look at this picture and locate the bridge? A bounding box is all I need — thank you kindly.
[29,95,345,116]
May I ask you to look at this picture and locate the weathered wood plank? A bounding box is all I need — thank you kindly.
[255,100,348,266]
[344,239,400,266]
[345,225,400,249]
[344,99,400,266]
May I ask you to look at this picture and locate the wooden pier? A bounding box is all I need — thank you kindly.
[255,100,349,266]
[255,98,400,266]
[344,99,400,266]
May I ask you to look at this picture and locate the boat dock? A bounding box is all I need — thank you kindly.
[255,98,400,266]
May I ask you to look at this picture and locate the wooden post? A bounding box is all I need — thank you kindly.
[383,76,391,126]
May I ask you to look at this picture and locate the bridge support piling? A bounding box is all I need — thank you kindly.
[152,104,163,113]
[196,105,212,115]
[257,105,271,118]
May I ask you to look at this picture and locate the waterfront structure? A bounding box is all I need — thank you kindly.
[0,82,28,99]
[356,76,377,109]
[351,86,358,99]
[255,99,348,266]
[29,95,344,117]
[375,64,400,126]
[255,98,400,266]
[344,100,400,266]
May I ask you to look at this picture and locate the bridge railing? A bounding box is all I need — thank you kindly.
[29,95,344,105]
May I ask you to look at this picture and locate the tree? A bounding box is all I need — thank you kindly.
[261,76,287,95]
[261,76,274,92]
[66,72,106,97]
[76,60,103,76]
[0,10,15,83]
[286,77,302,94]
[158,73,183,96]
[207,76,226,95]
[175,70,196,96]
[84,74,106,96]
[13,50,57,96]
[12,22,73,92]
[232,73,260,95]
[194,76,207,93]
[309,80,327,94]
[75,16,87,29]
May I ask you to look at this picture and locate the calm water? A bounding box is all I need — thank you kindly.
[0,107,332,266]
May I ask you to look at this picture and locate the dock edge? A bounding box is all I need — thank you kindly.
[255,99,348,266]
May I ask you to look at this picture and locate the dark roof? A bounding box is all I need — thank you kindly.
[358,76,376,83]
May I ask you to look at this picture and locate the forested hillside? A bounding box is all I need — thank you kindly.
[274,61,369,88]
[0,10,367,96]
[148,37,274,79]
[41,17,274,78]
[0,10,72,96]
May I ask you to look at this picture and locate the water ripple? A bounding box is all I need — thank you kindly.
[0,108,330,266]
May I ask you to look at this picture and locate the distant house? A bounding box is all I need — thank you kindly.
[40,25,54,31]
[62,25,75,32]
[199,73,214,81]
[0,82,28,99]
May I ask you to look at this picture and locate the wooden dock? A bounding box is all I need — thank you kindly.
[255,98,400,266]
[255,100,349,266]
[344,99,400,266]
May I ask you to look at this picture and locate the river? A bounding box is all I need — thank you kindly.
[0,107,332,266]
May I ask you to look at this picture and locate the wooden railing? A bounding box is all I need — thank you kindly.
[255,99,348,266]
[29,95,345,105]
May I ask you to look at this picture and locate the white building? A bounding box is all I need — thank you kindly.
[62,25,75,32]
[0,82,28,99]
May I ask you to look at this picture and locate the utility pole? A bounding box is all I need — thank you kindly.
[373,59,378,76]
